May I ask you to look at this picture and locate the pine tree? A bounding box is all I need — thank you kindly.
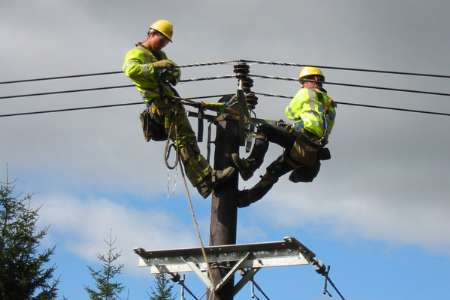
[85,232,125,300]
[0,180,58,299]
[148,274,176,300]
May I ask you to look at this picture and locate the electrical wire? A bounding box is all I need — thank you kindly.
[1,59,449,85]
[0,76,235,100]
[1,74,449,101]
[249,74,450,97]
[0,94,232,118]
[0,84,134,100]
[0,101,141,117]
[241,59,450,79]
[2,92,449,119]
[0,61,237,85]
[250,280,271,300]
[253,92,450,117]
[0,59,450,85]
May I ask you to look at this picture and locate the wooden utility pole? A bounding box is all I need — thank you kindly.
[208,110,240,300]
[208,63,256,300]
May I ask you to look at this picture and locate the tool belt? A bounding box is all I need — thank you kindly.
[286,129,331,168]
[298,129,327,148]
[139,104,168,142]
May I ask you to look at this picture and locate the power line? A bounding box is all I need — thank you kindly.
[242,59,450,79]
[1,74,449,101]
[0,102,141,117]
[0,71,123,85]
[0,76,235,100]
[0,61,237,85]
[1,59,449,85]
[0,84,134,100]
[1,92,449,118]
[0,94,231,118]
[249,74,450,97]
[253,92,450,117]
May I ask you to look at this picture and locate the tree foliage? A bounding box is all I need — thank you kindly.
[85,233,125,300]
[0,181,58,299]
[148,274,176,300]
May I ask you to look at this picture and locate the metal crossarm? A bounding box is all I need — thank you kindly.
[135,236,313,274]
[134,236,318,297]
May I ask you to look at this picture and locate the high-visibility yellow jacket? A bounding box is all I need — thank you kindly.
[284,88,336,139]
[122,44,177,103]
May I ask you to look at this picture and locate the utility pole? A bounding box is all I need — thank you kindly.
[208,117,239,299]
[208,63,257,300]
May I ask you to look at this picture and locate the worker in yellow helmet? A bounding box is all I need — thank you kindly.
[122,19,235,198]
[232,66,337,207]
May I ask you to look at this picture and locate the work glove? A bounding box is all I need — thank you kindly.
[152,59,175,69]
[166,68,181,85]
[276,119,287,127]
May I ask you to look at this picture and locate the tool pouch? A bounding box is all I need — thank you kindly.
[139,108,168,142]
[287,138,318,168]
[288,160,321,183]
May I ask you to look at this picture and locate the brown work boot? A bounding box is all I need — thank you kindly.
[211,166,236,187]
[196,181,212,199]
[231,153,254,181]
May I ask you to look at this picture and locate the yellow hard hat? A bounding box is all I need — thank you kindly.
[299,66,324,81]
[150,19,173,42]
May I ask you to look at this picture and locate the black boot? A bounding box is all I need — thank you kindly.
[232,135,268,180]
[237,155,292,207]
[237,173,278,207]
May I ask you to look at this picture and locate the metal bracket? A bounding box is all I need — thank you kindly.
[215,252,251,292]
[135,236,318,297]
[182,258,214,290]
[233,268,261,296]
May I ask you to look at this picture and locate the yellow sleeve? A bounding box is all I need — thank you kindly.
[122,48,156,80]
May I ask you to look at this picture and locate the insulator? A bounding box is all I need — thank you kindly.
[241,77,253,92]
[245,92,258,110]
[233,63,249,74]
[241,77,253,87]
[233,63,250,79]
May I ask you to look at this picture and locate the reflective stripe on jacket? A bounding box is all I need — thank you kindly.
[284,88,336,138]
[122,45,177,103]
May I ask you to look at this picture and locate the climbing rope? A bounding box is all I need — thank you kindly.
[167,118,216,299]
[164,140,179,170]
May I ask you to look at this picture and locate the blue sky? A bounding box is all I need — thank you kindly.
[1,0,450,299]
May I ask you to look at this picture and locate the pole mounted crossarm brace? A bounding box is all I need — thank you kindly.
[134,236,338,298]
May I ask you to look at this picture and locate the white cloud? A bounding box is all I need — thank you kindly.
[1,0,450,265]
[35,194,197,275]
[253,176,450,254]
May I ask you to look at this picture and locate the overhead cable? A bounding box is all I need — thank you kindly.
[1,74,449,100]
[241,59,450,79]
[0,94,232,118]
[254,92,450,117]
[250,279,272,300]
[249,74,450,97]
[0,84,134,100]
[1,59,449,85]
[0,71,123,85]
[2,92,450,118]
[0,61,237,85]
[0,75,235,100]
